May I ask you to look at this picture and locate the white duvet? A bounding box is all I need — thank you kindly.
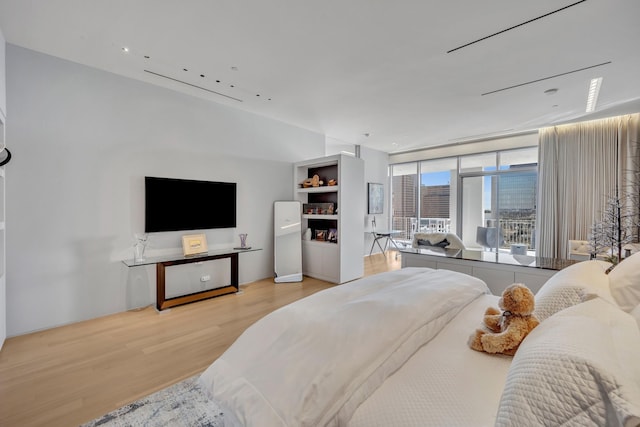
[199,267,489,427]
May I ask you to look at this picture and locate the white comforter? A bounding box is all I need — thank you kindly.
[199,267,489,427]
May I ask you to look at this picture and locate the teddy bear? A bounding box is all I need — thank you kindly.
[468,283,539,356]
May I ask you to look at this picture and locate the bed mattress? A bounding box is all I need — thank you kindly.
[348,293,511,427]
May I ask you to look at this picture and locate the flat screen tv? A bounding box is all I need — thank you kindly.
[145,176,237,233]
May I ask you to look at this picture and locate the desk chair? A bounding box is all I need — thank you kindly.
[369,230,402,258]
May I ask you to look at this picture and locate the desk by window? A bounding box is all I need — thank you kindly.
[123,247,261,310]
[369,229,404,256]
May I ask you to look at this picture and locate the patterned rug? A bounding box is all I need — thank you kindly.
[80,375,226,427]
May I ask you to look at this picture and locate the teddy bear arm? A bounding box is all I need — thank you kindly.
[483,314,502,332]
[480,323,528,354]
[484,307,501,316]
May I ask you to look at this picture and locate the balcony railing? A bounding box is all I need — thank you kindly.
[499,219,536,249]
[391,216,536,249]
[391,217,451,241]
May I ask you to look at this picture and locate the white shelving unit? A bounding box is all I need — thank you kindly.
[294,154,364,283]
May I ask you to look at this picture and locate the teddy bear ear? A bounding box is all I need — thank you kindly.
[510,283,529,302]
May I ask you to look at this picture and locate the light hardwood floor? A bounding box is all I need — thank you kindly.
[0,253,400,426]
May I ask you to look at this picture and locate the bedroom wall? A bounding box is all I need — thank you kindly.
[361,146,390,255]
[0,26,5,117]
[5,45,325,336]
[0,25,6,349]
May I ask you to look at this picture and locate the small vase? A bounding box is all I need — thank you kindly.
[239,233,248,249]
[134,242,146,262]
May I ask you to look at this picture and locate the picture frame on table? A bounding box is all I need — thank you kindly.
[182,233,208,256]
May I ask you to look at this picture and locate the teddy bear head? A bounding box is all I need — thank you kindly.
[498,283,535,315]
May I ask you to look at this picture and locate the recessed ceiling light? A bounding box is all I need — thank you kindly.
[121,47,129,53]
[363,133,370,137]
[544,88,558,95]
[391,142,398,147]
[231,66,238,71]
[586,77,603,112]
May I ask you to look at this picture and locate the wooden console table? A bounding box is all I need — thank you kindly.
[123,247,261,310]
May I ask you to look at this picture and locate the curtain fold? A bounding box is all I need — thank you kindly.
[536,113,640,259]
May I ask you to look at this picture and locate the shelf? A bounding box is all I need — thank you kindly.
[297,185,339,193]
[302,214,338,220]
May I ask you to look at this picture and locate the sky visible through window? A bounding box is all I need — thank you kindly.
[420,171,450,186]
[422,167,509,211]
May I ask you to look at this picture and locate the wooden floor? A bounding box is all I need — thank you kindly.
[0,253,400,427]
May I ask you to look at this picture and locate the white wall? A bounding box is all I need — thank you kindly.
[360,146,390,255]
[5,45,325,336]
[0,28,5,118]
[0,26,6,349]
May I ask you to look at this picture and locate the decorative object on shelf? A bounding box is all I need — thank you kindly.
[315,229,327,241]
[328,228,338,243]
[303,228,312,240]
[182,233,208,256]
[368,182,384,214]
[133,233,148,262]
[301,174,324,188]
[328,179,337,186]
[238,233,248,249]
[303,202,334,215]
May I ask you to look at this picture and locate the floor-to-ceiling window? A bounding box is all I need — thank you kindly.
[419,158,458,235]
[391,163,418,241]
[390,146,538,252]
[459,147,538,252]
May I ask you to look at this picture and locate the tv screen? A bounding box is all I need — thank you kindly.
[145,176,237,232]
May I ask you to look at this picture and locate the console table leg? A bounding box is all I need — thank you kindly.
[156,263,166,311]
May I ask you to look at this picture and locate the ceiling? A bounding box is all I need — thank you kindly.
[0,0,639,153]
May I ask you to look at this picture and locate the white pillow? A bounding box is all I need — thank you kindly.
[534,260,614,321]
[609,251,640,312]
[496,298,640,427]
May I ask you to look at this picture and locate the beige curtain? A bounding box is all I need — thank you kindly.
[536,114,640,259]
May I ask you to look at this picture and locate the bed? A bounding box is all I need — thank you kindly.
[199,253,640,427]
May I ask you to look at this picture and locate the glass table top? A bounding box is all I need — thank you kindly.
[400,247,576,271]
[122,247,262,267]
